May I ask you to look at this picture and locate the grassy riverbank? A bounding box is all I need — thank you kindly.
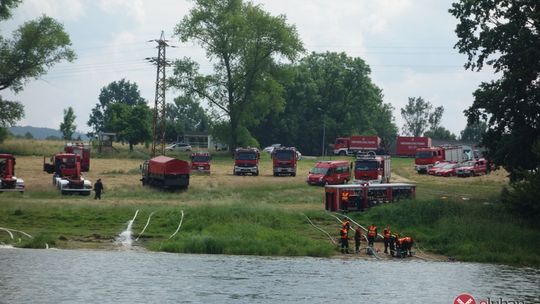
[1,141,539,266]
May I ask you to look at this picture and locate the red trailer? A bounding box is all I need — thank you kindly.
[396,136,431,157]
[141,156,190,189]
[324,183,416,212]
[333,136,381,156]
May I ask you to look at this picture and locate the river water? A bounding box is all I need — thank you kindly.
[0,247,539,304]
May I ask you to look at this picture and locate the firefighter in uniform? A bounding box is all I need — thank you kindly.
[340,227,349,254]
[367,224,377,248]
[354,226,362,253]
[383,226,391,254]
[341,191,349,212]
[342,217,351,231]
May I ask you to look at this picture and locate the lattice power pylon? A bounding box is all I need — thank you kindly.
[147,31,171,157]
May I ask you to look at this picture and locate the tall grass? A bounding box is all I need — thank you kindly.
[353,199,540,265]
[0,201,334,257]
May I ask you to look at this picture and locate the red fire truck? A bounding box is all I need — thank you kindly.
[353,152,391,184]
[415,146,467,174]
[64,142,90,172]
[396,136,431,157]
[233,148,260,176]
[141,156,190,189]
[333,136,381,156]
[190,152,211,174]
[0,154,24,193]
[43,153,92,195]
[271,147,297,176]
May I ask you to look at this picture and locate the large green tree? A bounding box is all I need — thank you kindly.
[450,0,539,182]
[400,97,444,137]
[424,126,456,140]
[87,79,147,137]
[104,103,152,151]
[460,121,487,143]
[169,0,304,149]
[59,106,76,140]
[165,96,210,142]
[251,52,397,155]
[0,0,74,142]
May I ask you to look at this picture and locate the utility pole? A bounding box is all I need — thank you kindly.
[146,31,171,157]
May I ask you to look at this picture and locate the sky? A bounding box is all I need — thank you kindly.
[1,0,497,137]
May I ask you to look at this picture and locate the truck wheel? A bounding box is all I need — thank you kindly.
[254,170,259,176]
[292,172,296,177]
[273,172,278,177]
[470,172,475,177]
[339,151,346,156]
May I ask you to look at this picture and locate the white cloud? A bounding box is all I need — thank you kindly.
[98,0,145,24]
[16,0,86,21]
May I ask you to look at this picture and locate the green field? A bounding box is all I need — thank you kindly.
[1,140,539,266]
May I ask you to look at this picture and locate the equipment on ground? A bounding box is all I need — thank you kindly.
[233,148,260,176]
[43,153,92,195]
[271,147,297,176]
[0,154,24,193]
[353,152,391,184]
[141,155,190,189]
[324,183,416,212]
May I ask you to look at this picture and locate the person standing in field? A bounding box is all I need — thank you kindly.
[340,226,349,254]
[94,178,104,200]
[354,226,362,254]
[367,224,377,248]
[383,225,391,254]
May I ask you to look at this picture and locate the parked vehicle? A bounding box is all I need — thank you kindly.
[396,136,431,157]
[415,146,468,174]
[190,152,211,174]
[64,142,91,172]
[456,159,488,177]
[307,161,350,186]
[263,143,281,153]
[233,148,260,176]
[165,143,192,152]
[324,183,416,212]
[435,163,460,177]
[0,154,24,193]
[427,162,450,175]
[333,136,381,156]
[353,152,391,184]
[43,153,92,195]
[271,147,297,176]
[141,156,190,189]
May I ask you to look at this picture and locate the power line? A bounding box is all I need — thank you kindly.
[146,31,174,157]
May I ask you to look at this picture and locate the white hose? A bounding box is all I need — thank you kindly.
[168,210,184,239]
[0,227,32,239]
[302,213,337,245]
[0,228,14,239]
[135,211,155,241]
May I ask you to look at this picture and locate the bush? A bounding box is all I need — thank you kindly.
[501,172,540,225]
